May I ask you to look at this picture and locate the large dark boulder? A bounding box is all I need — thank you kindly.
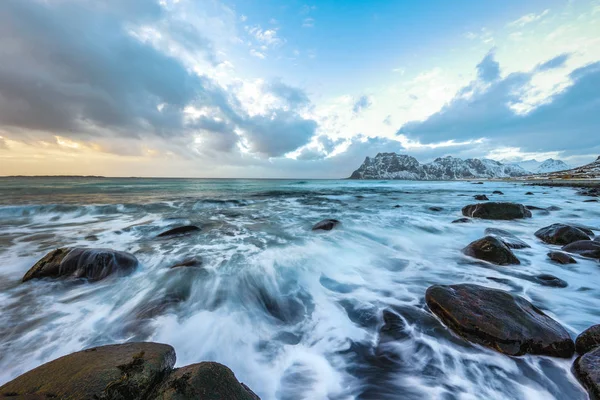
[157,225,201,238]
[535,224,591,245]
[0,343,175,399]
[312,219,340,231]
[484,228,530,249]
[562,240,600,259]
[462,236,520,265]
[425,284,574,357]
[573,347,600,399]
[153,362,260,400]
[548,251,577,264]
[576,325,600,355]
[461,202,532,220]
[22,248,138,282]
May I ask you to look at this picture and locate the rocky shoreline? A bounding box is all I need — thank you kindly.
[2,189,600,399]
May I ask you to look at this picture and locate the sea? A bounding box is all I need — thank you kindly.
[0,177,599,400]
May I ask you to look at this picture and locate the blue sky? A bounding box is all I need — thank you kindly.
[0,0,599,177]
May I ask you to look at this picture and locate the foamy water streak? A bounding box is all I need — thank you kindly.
[0,177,598,399]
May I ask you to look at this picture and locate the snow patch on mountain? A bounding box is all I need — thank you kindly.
[502,158,571,174]
[349,153,530,180]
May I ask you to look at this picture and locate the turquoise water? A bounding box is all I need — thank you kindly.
[0,177,599,399]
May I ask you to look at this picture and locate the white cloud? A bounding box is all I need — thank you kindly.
[302,18,315,28]
[508,9,550,28]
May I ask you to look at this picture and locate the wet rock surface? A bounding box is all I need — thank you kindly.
[0,342,176,399]
[533,274,568,288]
[157,226,201,238]
[535,224,591,245]
[548,251,577,264]
[22,247,138,282]
[576,325,600,355]
[573,347,600,399]
[452,217,472,224]
[484,228,530,249]
[562,240,600,259]
[312,219,340,231]
[153,362,260,400]
[425,284,575,357]
[461,202,532,220]
[0,343,260,400]
[474,195,489,201]
[462,236,520,265]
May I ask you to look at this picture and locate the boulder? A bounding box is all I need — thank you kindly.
[462,236,520,265]
[157,225,201,238]
[492,191,504,195]
[452,218,472,224]
[535,224,591,245]
[484,228,530,249]
[22,248,138,282]
[573,347,600,399]
[474,195,489,201]
[548,251,577,264]
[0,343,175,399]
[533,274,567,288]
[153,362,260,400]
[312,219,340,231]
[562,241,600,260]
[461,202,532,220]
[425,284,574,357]
[576,325,600,355]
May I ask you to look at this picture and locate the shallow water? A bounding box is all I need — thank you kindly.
[0,177,599,399]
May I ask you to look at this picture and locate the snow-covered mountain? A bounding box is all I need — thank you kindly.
[534,156,600,179]
[349,153,530,180]
[502,158,571,174]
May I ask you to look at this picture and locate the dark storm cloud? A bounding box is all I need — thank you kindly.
[398,52,600,156]
[0,0,317,158]
[352,95,372,114]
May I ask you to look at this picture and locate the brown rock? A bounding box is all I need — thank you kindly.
[576,325,600,355]
[462,236,520,265]
[425,284,574,357]
[535,224,591,245]
[573,347,600,399]
[548,251,577,264]
[461,202,532,220]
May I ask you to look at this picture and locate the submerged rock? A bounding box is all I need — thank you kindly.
[22,247,138,282]
[576,325,600,355]
[157,225,201,238]
[429,206,443,212]
[461,202,532,220]
[452,217,472,224]
[425,284,574,357]
[154,362,260,400]
[0,342,176,399]
[548,251,577,264]
[168,257,203,269]
[573,347,600,399]
[492,190,504,195]
[525,192,534,195]
[562,240,600,259]
[474,195,489,201]
[484,228,530,249]
[535,224,591,245]
[312,219,340,231]
[533,274,568,288]
[462,236,520,265]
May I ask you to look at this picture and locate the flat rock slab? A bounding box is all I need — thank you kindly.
[573,347,600,399]
[23,248,138,282]
[0,342,176,400]
[576,325,600,355]
[462,236,520,265]
[425,284,574,357]
[484,228,530,249]
[154,362,260,400]
[312,219,340,231]
[462,202,532,220]
[535,224,591,245]
[562,240,600,259]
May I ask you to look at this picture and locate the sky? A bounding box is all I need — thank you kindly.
[1,0,599,178]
